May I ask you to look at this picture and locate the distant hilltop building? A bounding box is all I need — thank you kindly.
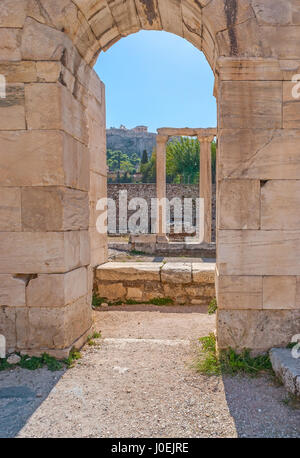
[106,125,156,158]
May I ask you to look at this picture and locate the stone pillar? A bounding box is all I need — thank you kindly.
[198,136,213,244]
[87,70,108,269]
[156,135,169,242]
[0,18,106,357]
[216,57,300,354]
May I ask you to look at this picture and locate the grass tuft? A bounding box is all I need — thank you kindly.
[64,348,82,368]
[92,294,107,307]
[195,333,273,377]
[92,294,174,307]
[208,298,217,315]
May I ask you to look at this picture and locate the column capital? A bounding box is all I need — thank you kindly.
[156,134,169,144]
[197,135,215,144]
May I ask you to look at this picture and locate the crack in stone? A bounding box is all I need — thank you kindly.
[227,130,276,178]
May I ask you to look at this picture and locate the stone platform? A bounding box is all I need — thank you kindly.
[94,262,216,306]
[270,348,300,397]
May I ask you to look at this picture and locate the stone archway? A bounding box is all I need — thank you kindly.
[0,0,300,357]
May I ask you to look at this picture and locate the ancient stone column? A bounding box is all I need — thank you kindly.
[198,135,214,244]
[156,135,169,242]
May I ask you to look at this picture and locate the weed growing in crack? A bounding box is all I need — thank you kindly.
[194,333,273,377]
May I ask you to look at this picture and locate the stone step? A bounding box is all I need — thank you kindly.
[95,262,216,306]
[270,348,300,397]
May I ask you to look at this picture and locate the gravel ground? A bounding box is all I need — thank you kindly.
[0,307,299,438]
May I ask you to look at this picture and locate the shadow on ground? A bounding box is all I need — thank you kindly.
[0,367,65,438]
[222,374,300,438]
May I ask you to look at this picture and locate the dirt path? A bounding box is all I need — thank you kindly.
[0,307,299,438]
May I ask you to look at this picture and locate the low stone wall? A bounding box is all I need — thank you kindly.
[94,262,215,306]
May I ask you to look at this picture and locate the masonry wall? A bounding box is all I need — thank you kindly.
[108,183,216,241]
[0,14,107,357]
[216,57,300,353]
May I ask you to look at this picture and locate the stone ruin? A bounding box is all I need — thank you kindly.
[0,0,300,356]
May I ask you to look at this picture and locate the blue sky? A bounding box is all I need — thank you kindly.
[94,31,216,133]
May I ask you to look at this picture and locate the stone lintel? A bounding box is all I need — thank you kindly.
[157,128,217,138]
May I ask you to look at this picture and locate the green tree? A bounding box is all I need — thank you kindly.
[140,138,217,184]
[141,149,148,164]
[140,149,156,183]
[107,149,141,175]
[166,137,200,184]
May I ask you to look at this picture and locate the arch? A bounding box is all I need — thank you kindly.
[0,0,300,356]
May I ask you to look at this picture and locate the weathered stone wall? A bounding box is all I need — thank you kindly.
[0,4,108,357]
[107,183,217,241]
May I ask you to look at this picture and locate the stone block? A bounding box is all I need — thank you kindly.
[263,276,297,310]
[0,0,27,27]
[157,0,183,36]
[217,309,300,353]
[36,62,61,82]
[21,187,89,231]
[0,275,26,306]
[0,62,37,83]
[88,119,107,175]
[217,57,284,82]
[0,306,16,348]
[218,129,300,180]
[261,25,300,59]
[0,84,26,130]
[96,262,162,281]
[161,263,192,283]
[283,81,300,128]
[107,0,140,35]
[90,231,108,267]
[0,29,21,61]
[25,83,88,144]
[218,179,260,230]
[217,275,262,310]
[0,231,84,274]
[218,230,300,276]
[203,0,254,35]
[21,18,68,61]
[252,0,294,26]
[97,282,126,301]
[192,263,215,283]
[90,171,107,203]
[79,230,90,267]
[0,130,87,189]
[0,130,89,190]
[26,267,88,307]
[64,133,89,191]
[216,18,262,58]
[270,348,300,397]
[261,180,300,230]
[0,188,21,231]
[26,296,92,350]
[219,81,282,129]
[135,0,162,30]
[126,287,144,300]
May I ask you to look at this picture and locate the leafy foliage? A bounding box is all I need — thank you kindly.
[195,333,273,377]
[140,137,217,184]
[208,298,217,315]
[92,293,174,307]
[107,149,141,175]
